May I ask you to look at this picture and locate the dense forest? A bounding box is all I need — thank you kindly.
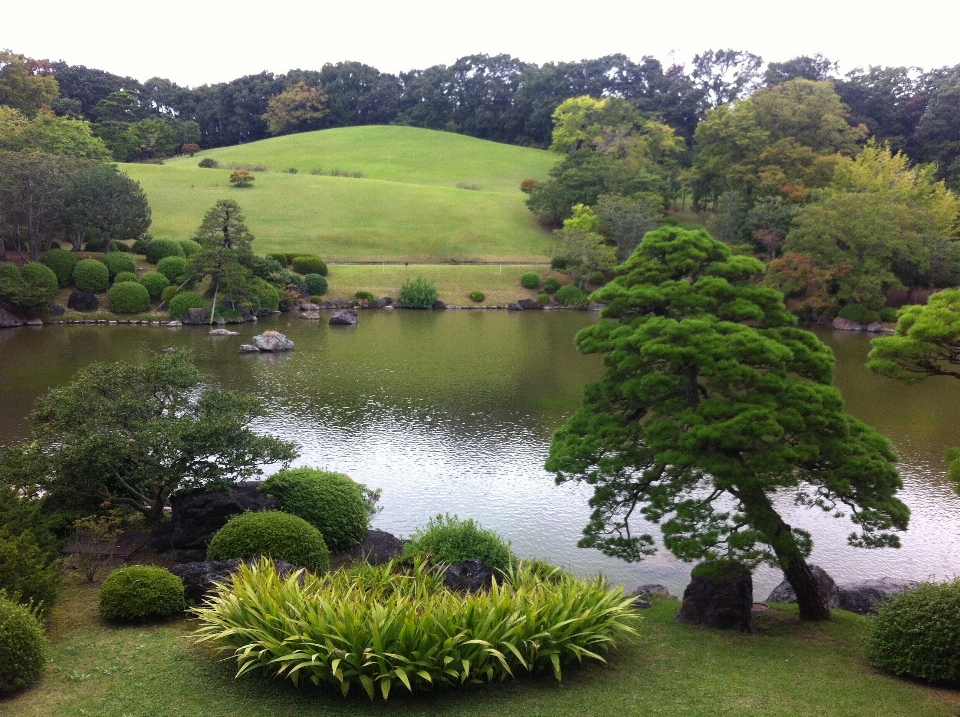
[2,48,960,319]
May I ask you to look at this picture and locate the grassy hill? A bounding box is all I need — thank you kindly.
[124,126,558,263]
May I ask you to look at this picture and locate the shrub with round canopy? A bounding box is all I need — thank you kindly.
[206,510,330,572]
[72,259,110,293]
[98,566,185,621]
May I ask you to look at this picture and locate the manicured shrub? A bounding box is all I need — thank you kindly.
[193,558,637,699]
[198,157,218,168]
[554,285,589,307]
[139,271,169,299]
[398,275,438,308]
[156,255,188,283]
[160,285,179,305]
[469,290,485,303]
[0,596,47,693]
[267,252,291,266]
[101,249,137,280]
[67,290,99,312]
[108,281,151,314]
[206,511,330,572]
[178,239,202,258]
[537,292,550,305]
[41,248,77,288]
[292,255,328,276]
[302,273,328,295]
[98,566,185,621]
[72,259,110,293]
[168,291,204,319]
[402,514,514,574]
[354,290,374,302]
[109,241,132,252]
[838,304,881,324]
[131,234,152,254]
[588,271,606,286]
[250,279,279,312]
[21,262,59,295]
[550,256,570,271]
[543,276,562,294]
[0,263,19,281]
[145,239,185,264]
[868,579,960,684]
[520,271,540,289]
[113,271,138,285]
[0,530,61,618]
[880,307,899,322]
[260,469,369,551]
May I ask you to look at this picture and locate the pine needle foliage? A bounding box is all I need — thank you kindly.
[192,558,637,700]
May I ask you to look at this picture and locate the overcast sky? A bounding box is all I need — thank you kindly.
[1,0,959,88]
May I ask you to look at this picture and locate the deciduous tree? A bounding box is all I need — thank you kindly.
[262,80,328,136]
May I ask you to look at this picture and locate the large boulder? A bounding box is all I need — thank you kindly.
[360,530,404,565]
[170,558,301,602]
[67,291,99,313]
[676,562,754,633]
[837,578,919,614]
[766,565,840,608]
[0,307,25,328]
[150,482,279,560]
[252,330,294,352]
[832,317,863,331]
[516,298,542,310]
[329,309,358,326]
[181,307,208,325]
[443,558,495,593]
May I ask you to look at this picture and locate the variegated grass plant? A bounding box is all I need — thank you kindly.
[192,558,638,700]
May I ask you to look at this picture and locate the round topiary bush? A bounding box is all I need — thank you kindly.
[469,290,485,303]
[291,255,328,276]
[72,259,110,293]
[131,234,152,255]
[302,273,328,295]
[266,252,290,266]
[21,262,59,295]
[250,279,279,312]
[868,579,960,684]
[402,514,514,574]
[101,251,137,279]
[139,271,170,299]
[168,291,204,319]
[67,290,99,312]
[98,566,185,621]
[554,285,589,308]
[145,239,185,265]
[0,262,20,281]
[543,276,562,294]
[40,248,78,288]
[178,239,202,258]
[109,242,132,252]
[520,272,540,289]
[0,596,47,694]
[156,255,188,283]
[160,285,179,305]
[537,292,550,305]
[206,511,330,572]
[260,469,369,551]
[108,281,151,313]
[113,271,138,285]
[198,157,218,169]
[354,290,374,302]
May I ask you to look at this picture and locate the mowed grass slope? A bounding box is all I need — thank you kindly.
[125,126,558,263]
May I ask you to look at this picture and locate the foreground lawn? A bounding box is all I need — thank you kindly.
[3,575,957,717]
[124,126,558,263]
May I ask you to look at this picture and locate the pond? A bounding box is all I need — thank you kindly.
[1,310,958,598]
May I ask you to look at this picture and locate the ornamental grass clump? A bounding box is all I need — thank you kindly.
[192,558,637,700]
[402,513,513,574]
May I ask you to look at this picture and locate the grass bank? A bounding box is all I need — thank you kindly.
[3,574,957,717]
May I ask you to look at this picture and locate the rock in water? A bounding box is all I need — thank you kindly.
[329,309,358,325]
[208,328,238,336]
[252,330,294,351]
[837,578,919,614]
[237,344,260,353]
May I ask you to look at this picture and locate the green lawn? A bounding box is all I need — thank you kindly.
[123,126,559,264]
[4,575,957,717]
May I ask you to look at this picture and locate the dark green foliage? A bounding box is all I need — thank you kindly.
[109,242,131,252]
[302,273,328,295]
[108,281,151,313]
[40,249,77,288]
[260,468,369,551]
[537,292,550,305]
[145,238,185,264]
[469,290,485,302]
[0,530,61,618]
[138,271,169,299]
[554,284,588,307]
[83,231,104,252]
[543,276,562,294]
[354,290,374,302]
[868,580,960,684]
[72,258,110,292]
[879,307,898,322]
[21,262,59,294]
[838,304,880,324]
[198,157,218,168]
[206,511,330,572]
[402,514,514,574]
[168,291,203,318]
[266,252,290,266]
[113,271,138,284]
[0,596,47,693]
[0,262,19,281]
[156,255,188,283]
[178,239,202,257]
[520,271,540,289]
[551,257,570,271]
[398,275,438,308]
[160,285,179,304]
[131,234,152,254]
[291,255,328,276]
[250,278,279,311]
[691,559,751,583]
[98,566,185,621]
[588,271,606,286]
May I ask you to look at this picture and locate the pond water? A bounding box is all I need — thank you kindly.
[1,311,959,598]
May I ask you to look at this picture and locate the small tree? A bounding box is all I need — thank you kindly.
[182,143,200,157]
[229,170,254,188]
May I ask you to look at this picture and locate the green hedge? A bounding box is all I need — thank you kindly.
[40,248,77,288]
[206,511,330,572]
[98,566,185,621]
[554,285,589,308]
[72,259,110,293]
[291,255,328,276]
[108,281,151,313]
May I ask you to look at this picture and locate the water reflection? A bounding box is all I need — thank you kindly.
[0,315,958,597]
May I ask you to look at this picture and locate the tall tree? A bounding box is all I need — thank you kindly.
[189,199,255,304]
[547,226,908,621]
[690,49,763,109]
[0,50,59,118]
[764,55,838,86]
[262,80,328,136]
[0,150,74,260]
[60,164,151,251]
